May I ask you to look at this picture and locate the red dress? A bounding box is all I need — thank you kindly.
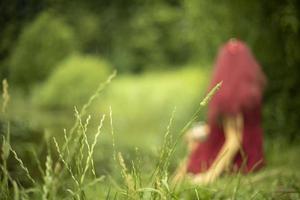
[187,39,266,174]
[187,105,264,174]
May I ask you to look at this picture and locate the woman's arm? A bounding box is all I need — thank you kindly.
[193,114,243,184]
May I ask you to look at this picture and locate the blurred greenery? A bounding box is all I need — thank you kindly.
[9,11,77,90]
[0,0,300,199]
[93,67,209,148]
[33,54,111,109]
[1,0,298,140]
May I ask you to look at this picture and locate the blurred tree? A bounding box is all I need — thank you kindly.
[256,0,300,142]
[34,54,111,109]
[0,0,46,81]
[9,11,77,90]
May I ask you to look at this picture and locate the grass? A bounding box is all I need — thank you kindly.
[1,70,300,199]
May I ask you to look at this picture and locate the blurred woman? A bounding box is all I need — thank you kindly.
[173,39,266,185]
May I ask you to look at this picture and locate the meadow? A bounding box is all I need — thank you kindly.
[1,0,299,199]
[1,67,299,200]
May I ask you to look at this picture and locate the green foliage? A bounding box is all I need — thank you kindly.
[9,11,77,89]
[95,0,234,72]
[4,1,300,142]
[0,0,47,81]
[34,55,111,109]
[62,9,102,54]
[255,1,300,142]
[1,0,300,199]
[108,3,188,72]
[90,67,210,151]
[2,75,300,199]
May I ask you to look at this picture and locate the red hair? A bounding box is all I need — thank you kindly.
[208,39,266,123]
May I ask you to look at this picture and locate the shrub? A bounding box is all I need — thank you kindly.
[9,11,77,89]
[34,54,111,109]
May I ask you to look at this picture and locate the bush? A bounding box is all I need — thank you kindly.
[34,54,111,109]
[9,11,77,89]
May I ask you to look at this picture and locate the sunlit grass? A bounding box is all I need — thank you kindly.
[1,69,300,200]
